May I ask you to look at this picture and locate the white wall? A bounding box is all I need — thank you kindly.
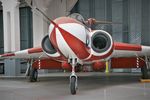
[1,0,20,52]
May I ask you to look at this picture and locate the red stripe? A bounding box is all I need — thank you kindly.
[57,26,90,59]
[51,56,67,61]
[49,27,67,60]
[1,53,15,57]
[50,28,58,48]
[32,58,62,69]
[111,57,145,68]
[114,42,142,51]
[28,47,43,54]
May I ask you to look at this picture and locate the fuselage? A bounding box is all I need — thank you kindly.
[46,17,114,63]
[49,17,90,60]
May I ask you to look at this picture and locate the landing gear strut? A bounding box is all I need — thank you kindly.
[26,60,38,82]
[141,56,149,79]
[69,58,78,95]
[141,66,149,79]
[29,67,38,82]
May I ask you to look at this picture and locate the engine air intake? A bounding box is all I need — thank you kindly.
[91,30,113,54]
[41,35,57,54]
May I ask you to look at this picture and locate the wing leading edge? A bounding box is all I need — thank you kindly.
[1,42,150,60]
[0,47,48,59]
[112,42,150,58]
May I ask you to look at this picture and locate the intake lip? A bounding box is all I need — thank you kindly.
[91,31,111,53]
[41,35,57,54]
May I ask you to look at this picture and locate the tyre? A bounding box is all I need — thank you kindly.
[29,67,38,82]
[141,66,149,79]
[70,76,76,95]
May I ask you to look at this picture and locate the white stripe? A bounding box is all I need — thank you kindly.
[15,50,28,56]
[141,46,150,56]
[112,50,140,57]
[49,24,54,37]
[59,23,88,43]
[56,28,78,58]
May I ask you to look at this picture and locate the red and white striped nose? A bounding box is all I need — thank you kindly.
[49,17,90,59]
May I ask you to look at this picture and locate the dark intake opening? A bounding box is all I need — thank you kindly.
[93,35,107,49]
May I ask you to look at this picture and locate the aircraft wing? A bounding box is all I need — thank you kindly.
[112,42,150,58]
[0,47,48,59]
[1,42,150,60]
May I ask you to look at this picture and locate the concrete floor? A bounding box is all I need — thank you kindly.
[0,72,150,100]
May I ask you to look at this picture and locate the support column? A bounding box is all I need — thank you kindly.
[32,0,49,47]
[2,0,20,76]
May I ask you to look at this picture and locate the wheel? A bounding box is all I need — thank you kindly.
[29,67,38,82]
[70,76,77,95]
[141,66,149,79]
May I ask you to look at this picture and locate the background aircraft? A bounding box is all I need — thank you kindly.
[0,8,150,95]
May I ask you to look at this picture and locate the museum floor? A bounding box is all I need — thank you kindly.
[0,72,150,100]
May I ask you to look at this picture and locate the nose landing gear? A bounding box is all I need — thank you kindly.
[69,58,78,95]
